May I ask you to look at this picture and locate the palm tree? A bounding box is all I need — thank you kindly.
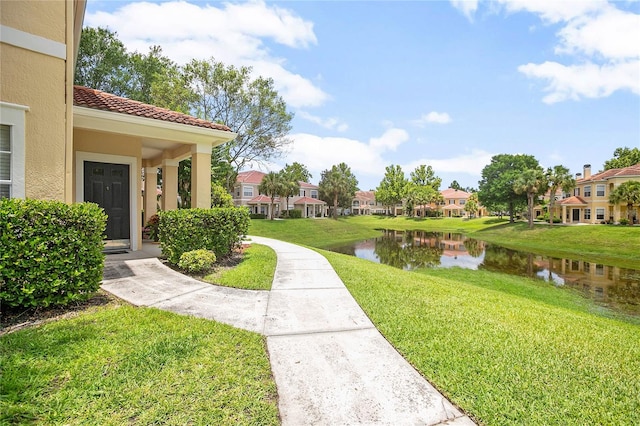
[513,168,547,229]
[319,163,358,219]
[609,181,640,225]
[546,165,575,225]
[279,170,300,218]
[258,171,283,220]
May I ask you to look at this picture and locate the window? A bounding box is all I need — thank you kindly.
[584,209,591,220]
[596,184,605,197]
[243,186,253,197]
[460,200,465,205]
[574,188,580,196]
[311,190,318,199]
[353,200,360,207]
[596,208,605,220]
[0,103,27,199]
[584,185,591,197]
[0,125,10,198]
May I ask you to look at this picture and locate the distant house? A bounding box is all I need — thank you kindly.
[557,164,640,224]
[351,191,387,215]
[232,170,327,218]
[1,1,236,251]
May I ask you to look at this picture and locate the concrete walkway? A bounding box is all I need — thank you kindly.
[101,237,474,426]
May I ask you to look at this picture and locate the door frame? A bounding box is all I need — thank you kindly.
[76,151,138,251]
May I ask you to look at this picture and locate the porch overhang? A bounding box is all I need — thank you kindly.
[73,105,237,165]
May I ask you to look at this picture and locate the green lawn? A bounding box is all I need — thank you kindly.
[321,250,640,425]
[0,306,278,425]
[203,243,276,290]
[249,217,640,424]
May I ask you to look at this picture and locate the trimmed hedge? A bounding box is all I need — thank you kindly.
[158,207,250,265]
[178,249,217,274]
[0,199,107,308]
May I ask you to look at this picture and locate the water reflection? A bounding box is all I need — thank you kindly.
[329,230,640,316]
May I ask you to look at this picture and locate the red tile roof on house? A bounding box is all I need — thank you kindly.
[440,188,470,199]
[442,204,463,210]
[73,85,232,132]
[236,170,267,184]
[578,164,640,182]
[247,194,277,204]
[559,196,588,206]
[354,190,376,202]
[293,196,326,205]
[299,181,318,189]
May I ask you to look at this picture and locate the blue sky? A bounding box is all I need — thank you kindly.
[85,0,640,191]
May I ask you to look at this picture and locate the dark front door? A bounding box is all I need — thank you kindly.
[572,209,580,222]
[84,161,130,249]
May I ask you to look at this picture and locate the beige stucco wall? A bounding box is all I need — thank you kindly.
[0,0,66,42]
[1,0,70,201]
[0,43,67,200]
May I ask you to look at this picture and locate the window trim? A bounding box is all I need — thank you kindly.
[0,102,28,199]
[596,184,605,197]
[584,185,591,197]
[243,186,253,197]
[596,208,605,220]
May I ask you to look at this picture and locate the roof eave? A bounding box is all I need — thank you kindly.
[73,105,237,145]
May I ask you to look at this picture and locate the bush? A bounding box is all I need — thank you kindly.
[145,213,160,241]
[250,213,266,219]
[619,218,629,225]
[178,249,217,273]
[288,209,302,219]
[211,183,234,208]
[0,199,107,308]
[158,207,249,265]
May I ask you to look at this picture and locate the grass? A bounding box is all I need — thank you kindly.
[0,305,278,425]
[319,250,640,425]
[203,243,276,290]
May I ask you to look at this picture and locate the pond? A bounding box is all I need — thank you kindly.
[328,230,640,317]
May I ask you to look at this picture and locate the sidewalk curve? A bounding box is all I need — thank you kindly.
[101,236,475,425]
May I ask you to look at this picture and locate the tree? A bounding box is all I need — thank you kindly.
[478,154,540,223]
[211,182,233,208]
[278,169,300,217]
[603,147,640,170]
[410,165,441,191]
[182,58,293,170]
[450,180,463,191]
[545,165,575,225]
[319,163,359,219]
[376,165,407,216]
[282,162,312,183]
[409,165,441,218]
[75,27,130,95]
[258,172,284,220]
[609,181,640,225]
[513,167,547,229]
[464,193,479,218]
[127,45,177,104]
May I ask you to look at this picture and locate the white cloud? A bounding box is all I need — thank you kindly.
[284,127,410,183]
[450,0,479,20]
[495,0,607,23]
[474,0,640,104]
[412,112,453,126]
[555,6,640,60]
[297,111,349,132]
[403,149,495,178]
[518,60,640,103]
[84,0,328,108]
[369,128,410,151]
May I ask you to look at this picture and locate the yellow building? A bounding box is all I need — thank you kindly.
[1,0,236,251]
[558,164,640,224]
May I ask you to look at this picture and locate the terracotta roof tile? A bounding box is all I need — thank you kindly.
[293,196,326,205]
[578,164,640,183]
[559,196,588,205]
[441,188,470,199]
[247,194,278,203]
[73,85,232,132]
[237,170,266,184]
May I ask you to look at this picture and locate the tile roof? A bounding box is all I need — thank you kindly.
[578,164,640,182]
[247,194,277,204]
[441,188,470,199]
[354,190,376,202]
[293,196,326,205]
[73,85,232,132]
[236,170,266,184]
[558,196,588,206]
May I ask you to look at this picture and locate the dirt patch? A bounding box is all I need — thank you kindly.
[1,290,124,335]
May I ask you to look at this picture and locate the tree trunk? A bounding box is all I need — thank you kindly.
[333,193,338,220]
[528,193,534,229]
[549,198,555,226]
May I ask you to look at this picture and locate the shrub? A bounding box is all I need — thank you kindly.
[0,199,107,308]
[211,183,234,208]
[250,213,266,219]
[158,207,249,265]
[178,249,217,273]
[145,213,160,241]
[619,218,629,226]
[288,209,302,219]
